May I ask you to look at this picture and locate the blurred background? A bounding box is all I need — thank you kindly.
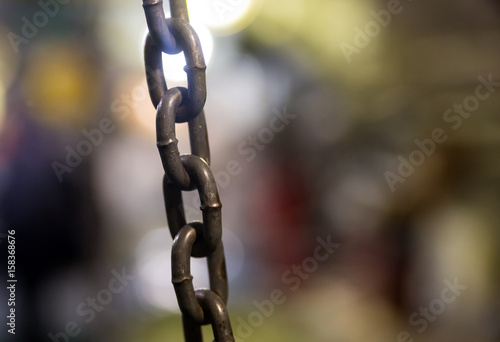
[1,0,500,341]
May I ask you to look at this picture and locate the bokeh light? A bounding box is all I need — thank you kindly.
[21,42,100,130]
[160,21,214,82]
[188,0,262,35]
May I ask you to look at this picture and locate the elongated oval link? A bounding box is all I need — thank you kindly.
[181,154,222,253]
[169,17,207,123]
[156,88,193,189]
[156,88,212,190]
[144,24,206,120]
[144,17,207,122]
[195,290,235,342]
[171,225,205,323]
[162,153,222,255]
[172,225,229,323]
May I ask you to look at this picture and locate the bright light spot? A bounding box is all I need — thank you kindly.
[188,0,262,35]
[138,250,178,312]
[136,228,171,264]
[161,22,213,82]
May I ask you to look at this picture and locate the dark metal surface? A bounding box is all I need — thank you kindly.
[172,224,205,323]
[182,315,203,342]
[144,34,167,108]
[188,111,210,165]
[196,290,235,342]
[142,0,235,340]
[142,0,180,54]
[171,224,228,324]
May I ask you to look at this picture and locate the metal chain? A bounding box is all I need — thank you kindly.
[141,1,235,341]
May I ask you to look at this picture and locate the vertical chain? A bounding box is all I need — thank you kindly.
[142,1,235,341]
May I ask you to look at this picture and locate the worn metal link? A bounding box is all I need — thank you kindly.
[145,19,207,123]
[142,0,234,341]
[196,290,235,342]
[172,224,228,323]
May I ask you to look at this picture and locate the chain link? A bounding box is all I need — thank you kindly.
[142,1,235,341]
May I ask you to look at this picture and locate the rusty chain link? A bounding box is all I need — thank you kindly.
[142,1,235,341]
